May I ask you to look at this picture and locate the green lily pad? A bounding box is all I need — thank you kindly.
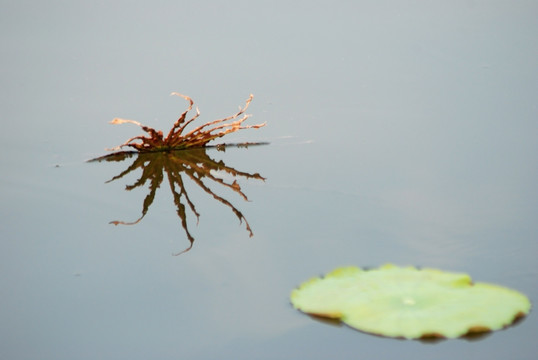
[290,264,531,339]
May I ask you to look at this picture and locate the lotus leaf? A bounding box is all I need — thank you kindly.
[290,264,531,339]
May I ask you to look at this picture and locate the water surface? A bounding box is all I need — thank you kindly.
[1,1,537,359]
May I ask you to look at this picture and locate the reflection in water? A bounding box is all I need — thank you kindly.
[90,146,266,255]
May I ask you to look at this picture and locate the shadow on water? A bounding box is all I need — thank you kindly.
[308,311,495,344]
[89,144,267,255]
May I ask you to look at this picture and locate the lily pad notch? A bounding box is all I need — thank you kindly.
[290,264,531,340]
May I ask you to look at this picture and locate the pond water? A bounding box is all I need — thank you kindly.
[1,1,537,359]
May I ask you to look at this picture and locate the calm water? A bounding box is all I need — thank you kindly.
[1,1,537,359]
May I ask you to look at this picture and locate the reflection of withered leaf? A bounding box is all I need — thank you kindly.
[89,147,266,255]
[107,93,266,152]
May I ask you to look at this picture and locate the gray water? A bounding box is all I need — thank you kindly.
[1,1,537,359]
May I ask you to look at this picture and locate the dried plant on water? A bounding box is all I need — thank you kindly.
[89,148,266,255]
[108,93,266,152]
